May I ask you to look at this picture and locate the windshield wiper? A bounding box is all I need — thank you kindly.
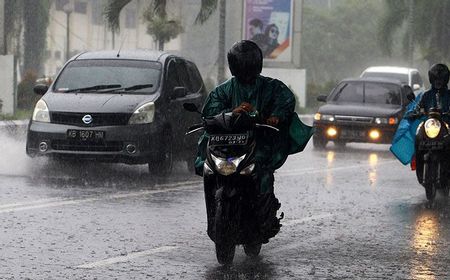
[63,84,122,93]
[100,83,154,93]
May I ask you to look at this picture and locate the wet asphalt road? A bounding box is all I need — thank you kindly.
[1,132,450,279]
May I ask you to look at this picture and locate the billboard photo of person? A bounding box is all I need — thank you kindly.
[244,0,292,61]
[263,23,280,58]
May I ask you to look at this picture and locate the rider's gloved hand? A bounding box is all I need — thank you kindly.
[266,116,280,126]
[232,102,253,114]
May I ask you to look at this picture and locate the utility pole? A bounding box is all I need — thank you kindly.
[217,0,226,84]
[63,2,74,61]
[408,0,414,67]
[0,0,5,55]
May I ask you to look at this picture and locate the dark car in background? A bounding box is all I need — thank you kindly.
[313,78,413,149]
[26,50,206,175]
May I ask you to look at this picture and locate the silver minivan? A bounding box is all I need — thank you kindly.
[361,66,425,95]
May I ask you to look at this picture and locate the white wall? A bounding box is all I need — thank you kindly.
[0,55,16,115]
[261,68,306,108]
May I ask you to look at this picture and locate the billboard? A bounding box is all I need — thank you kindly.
[244,0,293,62]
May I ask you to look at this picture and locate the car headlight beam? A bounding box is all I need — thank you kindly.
[128,102,155,124]
[424,118,441,139]
[32,99,50,123]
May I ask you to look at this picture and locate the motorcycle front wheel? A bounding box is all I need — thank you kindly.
[243,243,262,257]
[425,184,436,201]
[215,242,236,265]
[214,195,236,265]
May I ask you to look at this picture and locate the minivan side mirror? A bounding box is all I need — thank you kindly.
[317,95,327,102]
[171,86,187,99]
[33,84,49,95]
[413,84,420,91]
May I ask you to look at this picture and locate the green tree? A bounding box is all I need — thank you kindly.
[4,0,50,75]
[104,0,218,51]
[22,0,51,75]
[302,0,389,83]
[378,0,450,64]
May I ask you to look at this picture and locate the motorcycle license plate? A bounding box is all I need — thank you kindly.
[209,134,248,146]
[67,129,105,141]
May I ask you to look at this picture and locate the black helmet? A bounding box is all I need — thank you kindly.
[428,63,450,90]
[227,40,263,84]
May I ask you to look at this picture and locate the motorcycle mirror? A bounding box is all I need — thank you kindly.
[183,103,200,113]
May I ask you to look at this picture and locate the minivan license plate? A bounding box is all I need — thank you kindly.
[209,134,248,146]
[67,129,105,141]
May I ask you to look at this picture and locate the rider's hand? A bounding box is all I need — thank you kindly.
[232,102,253,114]
[266,116,280,126]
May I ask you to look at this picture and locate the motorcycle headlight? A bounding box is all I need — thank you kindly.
[128,102,155,124]
[210,154,246,176]
[32,99,50,123]
[424,118,441,139]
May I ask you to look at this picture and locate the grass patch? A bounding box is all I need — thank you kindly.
[0,109,32,121]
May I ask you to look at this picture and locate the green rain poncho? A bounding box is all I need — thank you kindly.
[196,75,313,191]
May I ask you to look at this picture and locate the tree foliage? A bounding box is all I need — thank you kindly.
[301,0,391,83]
[4,0,50,75]
[104,0,217,50]
[378,0,450,64]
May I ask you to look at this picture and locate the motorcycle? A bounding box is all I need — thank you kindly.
[183,103,282,265]
[408,92,450,202]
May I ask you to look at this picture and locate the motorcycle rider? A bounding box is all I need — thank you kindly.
[391,63,450,180]
[195,40,313,242]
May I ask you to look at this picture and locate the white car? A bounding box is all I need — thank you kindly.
[360,66,425,94]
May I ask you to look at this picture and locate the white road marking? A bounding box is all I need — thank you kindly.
[282,213,334,226]
[0,181,202,214]
[76,246,177,269]
[277,160,397,177]
[0,159,398,214]
[75,214,333,269]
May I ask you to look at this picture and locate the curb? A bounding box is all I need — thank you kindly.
[0,119,29,137]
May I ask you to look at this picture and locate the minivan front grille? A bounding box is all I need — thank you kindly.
[335,115,373,123]
[51,140,123,152]
[51,112,131,127]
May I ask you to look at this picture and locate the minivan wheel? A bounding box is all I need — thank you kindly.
[186,157,195,174]
[148,130,173,176]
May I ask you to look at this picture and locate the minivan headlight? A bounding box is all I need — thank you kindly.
[128,102,155,124]
[32,99,50,123]
[424,118,441,139]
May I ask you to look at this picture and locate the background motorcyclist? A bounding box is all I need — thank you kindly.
[405,63,450,120]
[195,40,312,241]
[391,63,450,181]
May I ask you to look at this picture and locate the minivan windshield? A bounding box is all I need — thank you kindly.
[53,59,161,94]
[331,81,401,106]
